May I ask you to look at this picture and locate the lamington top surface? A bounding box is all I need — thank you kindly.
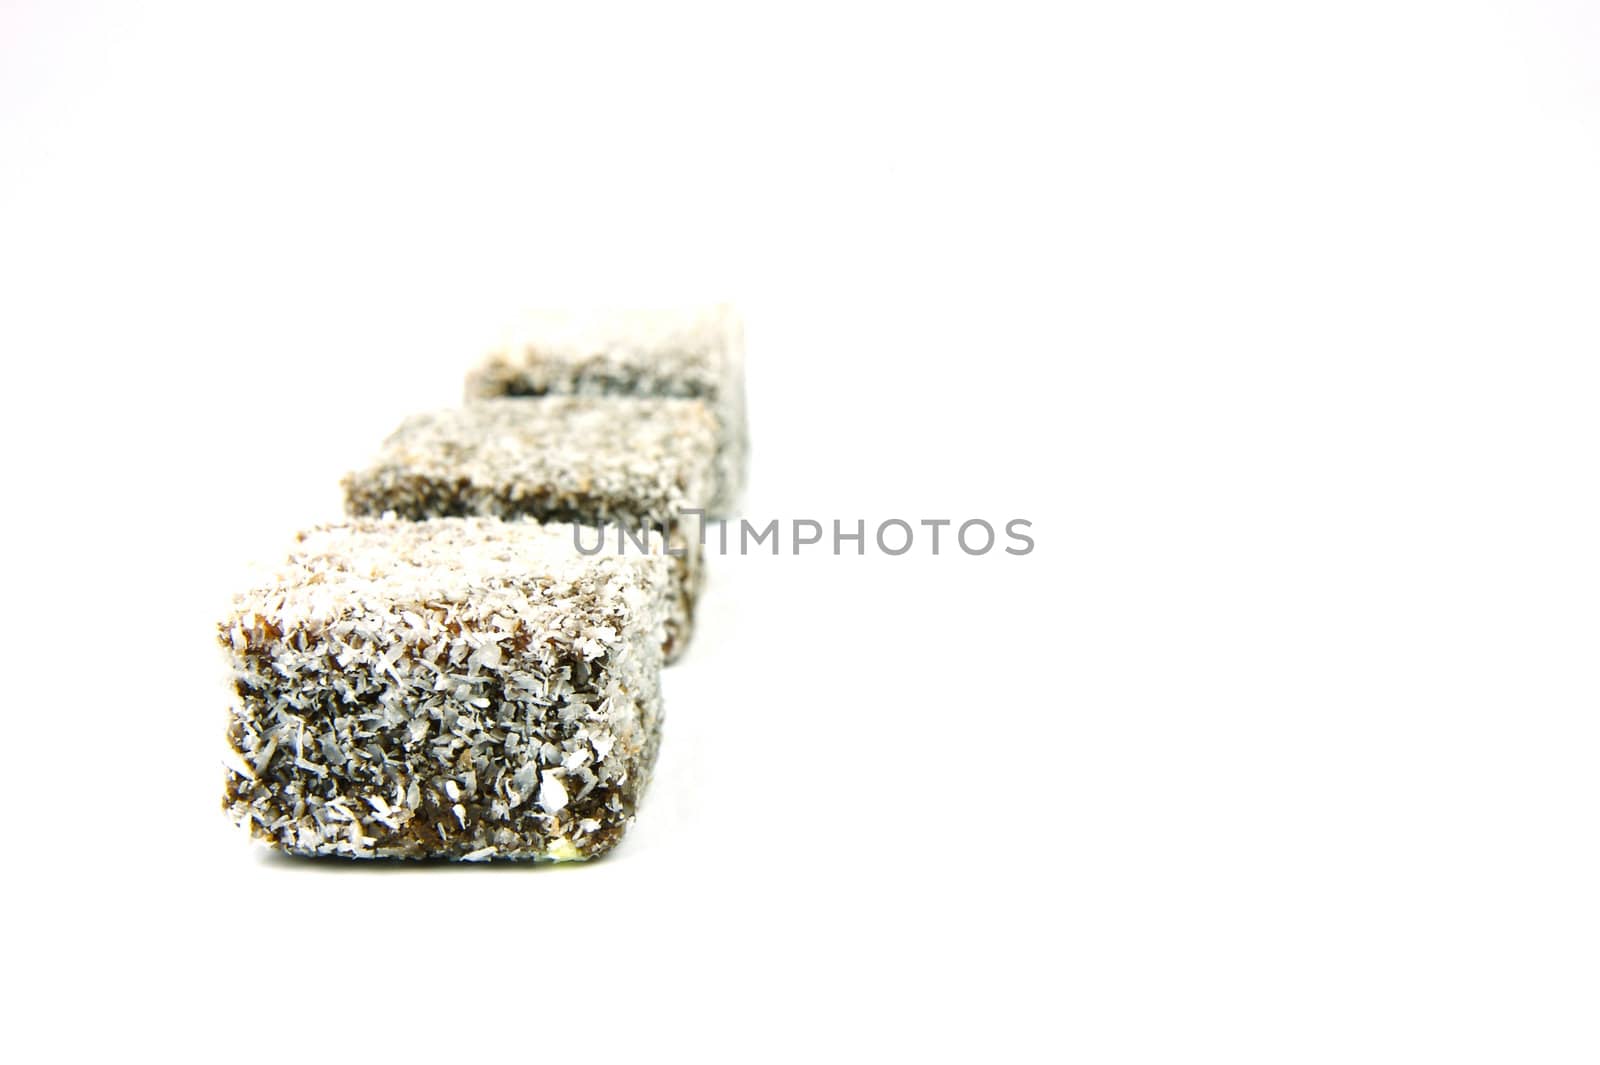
[344,397,718,523]
[466,305,741,400]
[227,517,669,650]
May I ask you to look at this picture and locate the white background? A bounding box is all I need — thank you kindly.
[2,2,1597,1060]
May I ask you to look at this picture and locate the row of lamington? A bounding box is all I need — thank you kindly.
[222,306,748,861]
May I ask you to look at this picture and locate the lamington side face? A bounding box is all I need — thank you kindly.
[464,305,747,514]
[342,396,714,661]
[221,518,671,861]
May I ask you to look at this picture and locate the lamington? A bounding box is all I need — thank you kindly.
[221,517,671,861]
[342,396,716,662]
